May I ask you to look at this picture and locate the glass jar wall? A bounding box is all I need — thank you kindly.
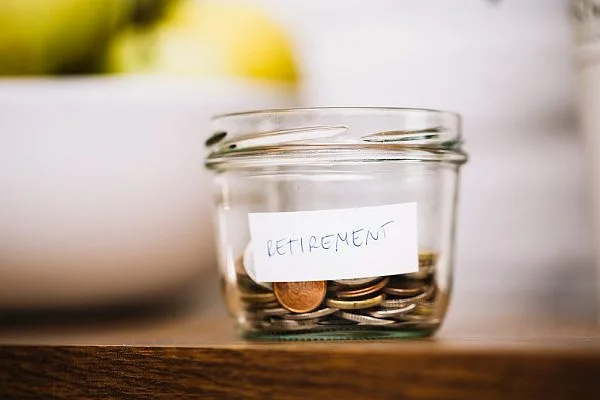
[206,108,467,340]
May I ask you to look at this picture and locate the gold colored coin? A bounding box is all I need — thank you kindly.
[244,300,281,311]
[383,286,424,298]
[413,303,435,316]
[326,294,384,310]
[419,251,438,267]
[239,291,277,303]
[273,281,327,313]
[333,277,389,299]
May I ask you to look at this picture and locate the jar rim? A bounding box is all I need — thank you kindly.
[206,107,467,170]
[212,106,461,122]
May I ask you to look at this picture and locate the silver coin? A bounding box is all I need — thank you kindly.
[380,286,435,308]
[334,311,396,326]
[365,303,416,318]
[251,307,290,317]
[316,317,358,326]
[260,318,318,332]
[282,307,338,321]
[332,276,381,286]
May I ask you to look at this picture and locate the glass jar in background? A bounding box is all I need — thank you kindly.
[205,108,468,340]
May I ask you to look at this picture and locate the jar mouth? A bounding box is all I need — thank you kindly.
[206,107,467,169]
[212,106,461,121]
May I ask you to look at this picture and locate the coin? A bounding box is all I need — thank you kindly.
[419,251,438,267]
[260,318,318,332]
[273,281,327,313]
[413,303,435,316]
[393,313,431,322]
[244,300,281,311]
[383,286,424,298]
[239,291,277,303]
[380,286,435,308]
[252,307,290,317]
[326,294,384,310]
[282,307,338,320]
[332,276,381,286]
[365,303,416,318]
[237,274,272,294]
[317,316,358,326]
[332,277,389,299]
[238,250,441,333]
[334,311,396,325]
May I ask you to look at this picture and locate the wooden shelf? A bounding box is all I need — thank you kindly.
[1,313,600,399]
[1,267,600,399]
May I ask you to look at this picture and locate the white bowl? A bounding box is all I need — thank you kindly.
[0,77,296,308]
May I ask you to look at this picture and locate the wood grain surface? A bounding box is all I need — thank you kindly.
[1,269,600,399]
[2,343,600,400]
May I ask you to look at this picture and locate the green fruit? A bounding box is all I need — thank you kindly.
[104,27,158,74]
[0,0,132,75]
[105,0,297,82]
[131,0,177,27]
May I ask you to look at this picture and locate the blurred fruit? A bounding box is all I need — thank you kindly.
[131,0,177,27]
[0,0,132,75]
[105,0,297,82]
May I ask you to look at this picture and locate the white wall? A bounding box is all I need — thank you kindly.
[254,0,596,326]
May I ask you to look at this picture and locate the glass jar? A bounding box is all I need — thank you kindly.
[206,107,467,340]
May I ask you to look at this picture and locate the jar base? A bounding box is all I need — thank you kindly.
[240,324,439,341]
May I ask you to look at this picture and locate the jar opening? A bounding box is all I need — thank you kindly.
[206,107,467,169]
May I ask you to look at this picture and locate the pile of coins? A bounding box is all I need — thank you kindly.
[236,249,440,333]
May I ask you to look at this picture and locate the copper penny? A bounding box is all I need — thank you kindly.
[333,277,389,299]
[273,281,327,313]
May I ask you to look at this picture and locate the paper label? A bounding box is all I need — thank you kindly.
[248,203,418,282]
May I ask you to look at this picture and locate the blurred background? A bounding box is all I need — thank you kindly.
[0,0,597,337]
